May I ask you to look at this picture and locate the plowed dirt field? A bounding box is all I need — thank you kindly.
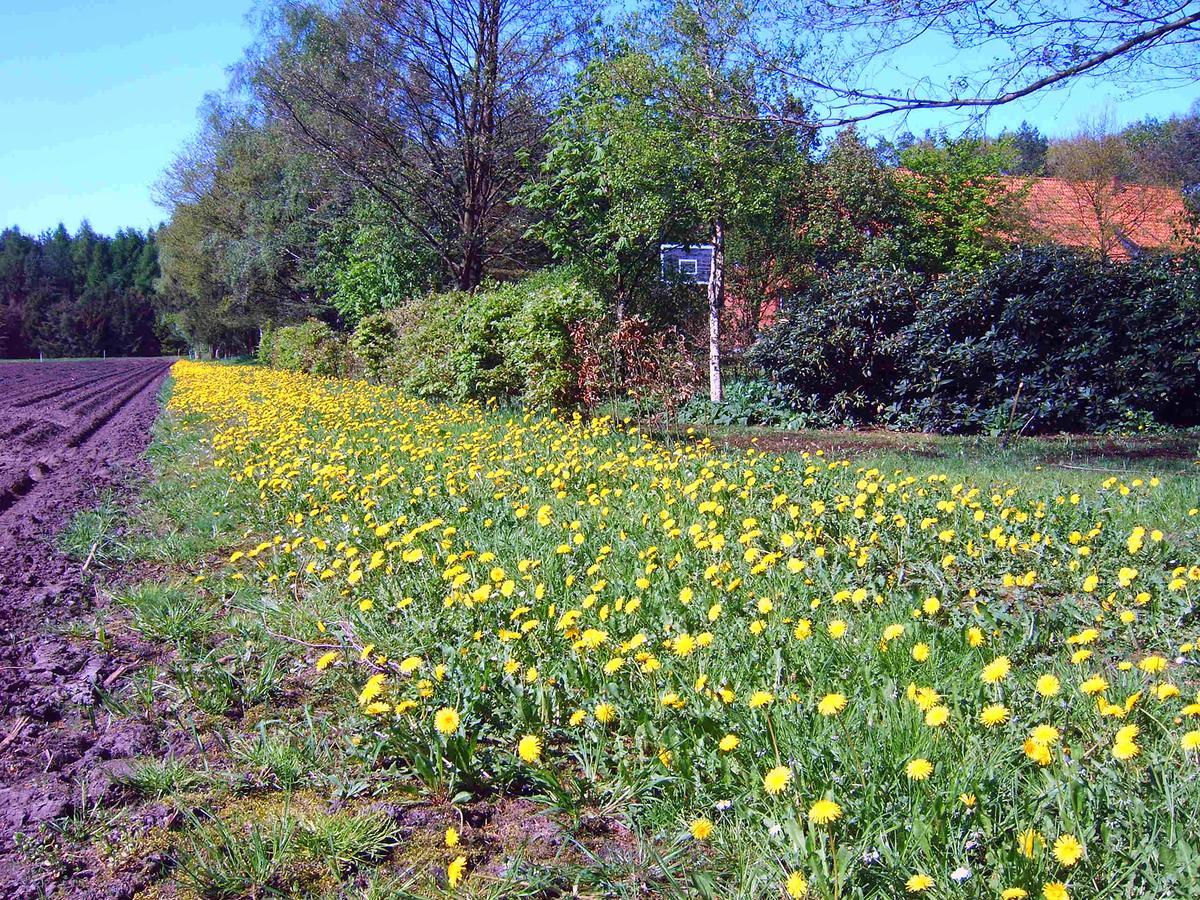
[0,357,172,897]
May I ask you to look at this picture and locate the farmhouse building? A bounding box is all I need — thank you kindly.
[1005,176,1191,261]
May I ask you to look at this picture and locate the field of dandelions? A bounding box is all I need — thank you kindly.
[163,360,1200,899]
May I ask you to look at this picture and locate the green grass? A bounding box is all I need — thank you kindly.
[63,362,1200,899]
[115,581,215,648]
[118,758,209,799]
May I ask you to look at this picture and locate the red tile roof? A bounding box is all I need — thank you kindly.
[1002,176,1189,260]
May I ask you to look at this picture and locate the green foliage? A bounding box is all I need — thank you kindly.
[293,812,399,876]
[752,248,1200,434]
[349,313,397,382]
[156,100,344,355]
[1001,121,1049,175]
[520,65,671,306]
[269,319,347,377]
[903,246,1200,433]
[678,378,793,427]
[1,223,162,358]
[310,197,441,326]
[232,731,314,789]
[502,269,607,406]
[256,321,275,366]
[388,289,476,401]
[897,136,1024,273]
[749,268,928,424]
[118,758,207,799]
[116,582,214,650]
[524,36,809,320]
[806,128,908,270]
[391,268,604,406]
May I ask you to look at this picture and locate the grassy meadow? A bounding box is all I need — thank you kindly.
[49,360,1200,899]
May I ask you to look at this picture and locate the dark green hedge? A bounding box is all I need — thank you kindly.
[749,247,1200,434]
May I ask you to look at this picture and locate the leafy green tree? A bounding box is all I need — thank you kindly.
[1118,109,1200,191]
[521,64,681,319]
[535,1,808,402]
[0,223,162,358]
[309,197,441,326]
[156,95,349,354]
[897,136,1025,273]
[806,127,907,269]
[1002,121,1049,175]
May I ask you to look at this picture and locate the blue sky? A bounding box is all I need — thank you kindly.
[1,1,1197,237]
[0,0,255,235]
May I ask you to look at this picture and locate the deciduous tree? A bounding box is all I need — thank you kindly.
[251,0,592,290]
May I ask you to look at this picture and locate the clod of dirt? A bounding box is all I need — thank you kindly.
[0,774,75,830]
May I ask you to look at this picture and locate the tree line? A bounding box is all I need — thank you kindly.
[153,1,1199,389]
[7,0,1198,371]
[0,224,164,359]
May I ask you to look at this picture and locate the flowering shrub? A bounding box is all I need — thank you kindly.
[171,360,1200,897]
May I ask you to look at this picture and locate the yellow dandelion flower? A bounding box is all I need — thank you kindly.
[517,734,542,763]
[1029,723,1061,745]
[447,854,466,887]
[434,706,460,735]
[690,817,713,840]
[906,758,933,781]
[818,693,848,716]
[763,765,791,795]
[980,703,1011,727]
[1036,674,1061,697]
[924,705,950,727]
[905,873,934,893]
[357,673,387,706]
[980,656,1012,684]
[807,799,842,825]
[1052,834,1084,867]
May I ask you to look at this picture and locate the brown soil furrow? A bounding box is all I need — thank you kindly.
[62,366,167,450]
[0,364,168,516]
[0,416,58,445]
[0,357,174,899]
[5,365,130,409]
[57,366,161,415]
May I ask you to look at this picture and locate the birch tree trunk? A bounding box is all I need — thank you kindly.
[708,216,725,403]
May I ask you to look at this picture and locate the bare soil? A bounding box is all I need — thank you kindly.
[0,358,172,898]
